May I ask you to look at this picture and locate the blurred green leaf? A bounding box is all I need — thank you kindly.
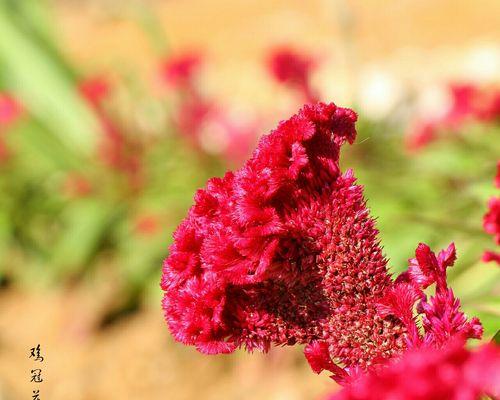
[50,199,124,278]
[8,119,84,171]
[452,262,500,301]
[0,4,97,153]
[0,210,10,275]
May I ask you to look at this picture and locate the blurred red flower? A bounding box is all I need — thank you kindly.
[406,83,500,152]
[405,120,438,152]
[0,93,23,127]
[134,214,161,236]
[495,161,500,189]
[158,52,202,90]
[483,197,500,245]
[160,53,259,165]
[78,76,111,108]
[267,47,318,103]
[482,250,500,265]
[79,76,143,189]
[481,162,500,264]
[328,340,500,400]
[0,93,24,163]
[63,172,93,198]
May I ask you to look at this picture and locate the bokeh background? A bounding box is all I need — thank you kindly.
[0,1,499,399]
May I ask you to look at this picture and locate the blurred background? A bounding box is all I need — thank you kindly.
[0,0,499,399]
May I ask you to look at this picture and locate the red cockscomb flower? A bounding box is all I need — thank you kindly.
[162,103,405,369]
[267,47,318,103]
[161,103,482,383]
[484,197,500,245]
[328,340,500,400]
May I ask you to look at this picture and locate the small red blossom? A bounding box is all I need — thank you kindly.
[405,120,438,152]
[159,52,202,90]
[0,93,23,127]
[0,93,24,163]
[442,83,478,129]
[63,173,93,198]
[483,197,500,245]
[480,162,500,264]
[473,87,500,122]
[328,340,500,400]
[134,215,161,236]
[267,47,318,103]
[78,76,111,108]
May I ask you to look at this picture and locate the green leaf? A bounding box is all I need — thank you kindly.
[50,199,124,278]
[0,5,97,153]
[492,330,500,345]
[8,119,84,171]
[0,210,11,275]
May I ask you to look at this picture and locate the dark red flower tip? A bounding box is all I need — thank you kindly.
[162,102,407,368]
